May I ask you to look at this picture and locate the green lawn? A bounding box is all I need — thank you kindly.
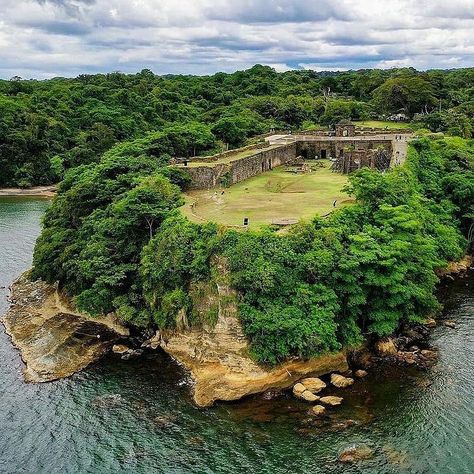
[354,120,413,130]
[180,160,351,228]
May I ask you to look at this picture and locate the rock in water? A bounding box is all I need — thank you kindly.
[320,396,343,406]
[375,337,397,356]
[354,369,368,378]
[299,390,319,402]
[331,373,354,388]
[1,275,129,382]
[300,377,326,393]
[424,318,436,328]
[293,383,306,395]
[112,344,130,354]
[141,330,161,349]
[339,445,374,463]
[443,320,456,329]
[312,405,326,416]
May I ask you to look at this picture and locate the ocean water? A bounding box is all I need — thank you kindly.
[0,197,473,474]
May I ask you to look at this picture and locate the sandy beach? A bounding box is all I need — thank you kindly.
[0,185,56,198]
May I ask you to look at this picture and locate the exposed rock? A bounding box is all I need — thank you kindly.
[339,445,374,463]
[375,337,397,356]
[121,349,143,360]
[299,390,319,402]
[331,373,354,388]
[320,396,343,406]
[443,320,456,329]
[424,318,436,328]
[312,405,326,416]
[112,344,130,354]
[293,383,306,395]
[141,330,161,349]
[397,351,416,365]
[436,255,473,278]
[349,346,373,370]
[160,256,348,407]
[1,274,129,382]
[300,377,326,393]
[420,349,437,359]
[355,369,368,378]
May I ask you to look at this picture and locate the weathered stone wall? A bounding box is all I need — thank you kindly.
[180,135,397,189]
[297,140,392,161]
[182,143,297,189]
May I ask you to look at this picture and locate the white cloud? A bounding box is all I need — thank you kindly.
[0,0,472,78]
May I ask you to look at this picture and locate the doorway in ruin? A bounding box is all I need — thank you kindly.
[261,161,265,172]
[268,159,272,170]
[321,149,327,159]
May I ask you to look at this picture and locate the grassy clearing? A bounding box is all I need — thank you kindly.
[354,120,413,130]
[180,160,351,228]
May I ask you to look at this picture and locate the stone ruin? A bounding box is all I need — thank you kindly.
[173,121,411,189]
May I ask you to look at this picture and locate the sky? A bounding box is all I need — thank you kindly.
[0,0,473,79]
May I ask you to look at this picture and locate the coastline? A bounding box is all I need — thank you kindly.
[0,185,57,198]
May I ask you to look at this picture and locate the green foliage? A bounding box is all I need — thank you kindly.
[27,69,473,365]
[32,137,184,323]
[1,67,472,186]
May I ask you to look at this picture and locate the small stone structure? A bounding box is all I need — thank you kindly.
[335,120,356,137]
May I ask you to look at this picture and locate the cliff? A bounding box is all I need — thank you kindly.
[1,274,129,382]
[159,256,348,407]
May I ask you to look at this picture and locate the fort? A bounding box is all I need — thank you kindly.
[174,121,413,190]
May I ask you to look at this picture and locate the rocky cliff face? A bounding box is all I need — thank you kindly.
[160,256,348,407]
[1,274,129,382]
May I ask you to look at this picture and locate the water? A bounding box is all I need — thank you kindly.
[0,198,473,474]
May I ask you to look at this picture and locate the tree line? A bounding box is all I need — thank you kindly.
[1,65,473,187]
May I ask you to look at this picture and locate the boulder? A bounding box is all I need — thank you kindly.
[424,318,436,328]
[375,337,397,356]
[339,445,374,463]
[443,320,456,329]
[299,390,319,402]
[420,349,437,358]
[331,373,354,388]
[312,405,326,416]
[141,330,161,349]
[121,348,143,360]
[112,344,130,354]
[354,369,368,378]
[300,377,326,393]
[320,395,343,406]
[293,383,306,395]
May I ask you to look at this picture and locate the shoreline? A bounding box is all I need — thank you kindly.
[0,185,57,198]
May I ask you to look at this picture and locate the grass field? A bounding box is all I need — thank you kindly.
[354,120,413,130]
[180,160,351,228]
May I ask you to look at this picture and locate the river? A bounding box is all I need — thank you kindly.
[0,197,473,474]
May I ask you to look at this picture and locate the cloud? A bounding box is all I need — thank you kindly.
[0,0,472,78]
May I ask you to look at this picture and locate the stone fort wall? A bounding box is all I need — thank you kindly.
[183,143,297,189]
[296,140,392,160]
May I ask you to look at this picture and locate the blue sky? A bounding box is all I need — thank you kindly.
[1,0,473,79]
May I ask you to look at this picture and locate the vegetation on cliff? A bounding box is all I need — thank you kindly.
[1,66,473,187]
[32,135,473,363]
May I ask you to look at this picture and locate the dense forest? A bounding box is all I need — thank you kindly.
[1,65,473,187]
[32,130,474,363]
